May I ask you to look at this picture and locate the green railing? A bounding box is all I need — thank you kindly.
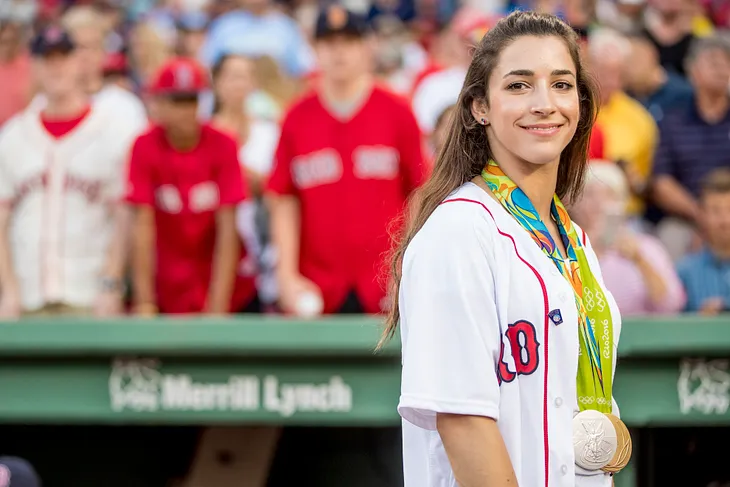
[0,315,729,487]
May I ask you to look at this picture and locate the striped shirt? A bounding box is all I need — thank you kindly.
[653,100,730,198]
[677,249,730,312]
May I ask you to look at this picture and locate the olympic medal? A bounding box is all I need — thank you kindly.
[601,414,632,473]
[573,410,617,471]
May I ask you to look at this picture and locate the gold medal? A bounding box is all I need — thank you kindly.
[601,414,632,473]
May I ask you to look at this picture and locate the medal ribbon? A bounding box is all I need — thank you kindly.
[482,161,613,413]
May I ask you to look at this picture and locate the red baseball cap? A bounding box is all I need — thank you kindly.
[147,57,209,96]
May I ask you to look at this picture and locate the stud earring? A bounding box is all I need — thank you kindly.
[480,118,487,125]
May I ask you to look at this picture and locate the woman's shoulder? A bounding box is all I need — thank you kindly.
[407,183,502,257]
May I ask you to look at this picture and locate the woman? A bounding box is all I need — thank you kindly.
[381,11,631,487]
[211,54,281,311]
[571,161,686,315]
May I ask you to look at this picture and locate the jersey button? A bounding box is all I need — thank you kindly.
[550,267,559,276]
[554,397,563,408]
[559,292,569,301]
[561,465,568,475]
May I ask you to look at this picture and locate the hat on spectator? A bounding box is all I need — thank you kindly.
[148,57,209,96]
[30,25,75,57]
[178,10,209,32]
[0,456,41,487]
[314,5,369,40]
[103,51,128,75]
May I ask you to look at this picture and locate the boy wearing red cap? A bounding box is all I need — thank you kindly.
[125,57,255,315]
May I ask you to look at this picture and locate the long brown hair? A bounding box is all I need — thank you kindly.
[379,10,599,347]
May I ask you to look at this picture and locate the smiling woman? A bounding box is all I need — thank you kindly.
[379,10,631,487]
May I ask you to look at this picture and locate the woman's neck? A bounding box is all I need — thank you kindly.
[500,158,560,222]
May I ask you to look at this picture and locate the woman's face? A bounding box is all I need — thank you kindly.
[480,35,580,170]
[215,56,256,109]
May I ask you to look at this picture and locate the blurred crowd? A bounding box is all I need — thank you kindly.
[0,0,729,327]
[1,0,730,485]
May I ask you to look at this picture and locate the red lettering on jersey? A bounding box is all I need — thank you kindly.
[291,149,343,189]
[498,320,540,384]
[353,145,399,180]
[498,338,516,384]
[14,172,104,206]
[65,174,102,203]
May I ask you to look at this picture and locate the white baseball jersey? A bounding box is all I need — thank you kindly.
[398,182,622,487]
[0,101,145,311]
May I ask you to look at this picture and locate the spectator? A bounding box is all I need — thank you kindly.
[176,10,209,59]
[0,26,138,318]
[128,20,173,95]
[643,0,697,76]
[58,6,148,125]
[625,34,694,123]
[265,7,424,484]
[588,27,658,220]
[571,161,686,315]
[125,57,256,316]
[652,34,730,261]
[211,53,280,310]
[410,7,494,133]
[0,17,33,127]
[0,456,41,487]
[677,168,730,314]
[596,0,647,34]
[267,5,425,318]
[201,0,316,78]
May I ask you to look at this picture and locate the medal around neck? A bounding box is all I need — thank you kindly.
[573,410,617,471]
[601,413,632,473]
[482,161,633,472]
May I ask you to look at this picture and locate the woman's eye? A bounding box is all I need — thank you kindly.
[507,82,528,90]
[554,81,574,90]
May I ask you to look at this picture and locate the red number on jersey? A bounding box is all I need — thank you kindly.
[498,320,540,384]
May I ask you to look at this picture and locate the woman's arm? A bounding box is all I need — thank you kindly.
[437,413,519,487]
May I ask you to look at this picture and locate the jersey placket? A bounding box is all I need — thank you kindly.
[43,144,66,303]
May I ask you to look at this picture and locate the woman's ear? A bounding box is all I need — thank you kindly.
[470,98,489,126]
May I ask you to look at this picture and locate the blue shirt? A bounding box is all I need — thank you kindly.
[632,72,694,124]
[653,99,730,197]
[677,249,730,312]
[201,10,315,77]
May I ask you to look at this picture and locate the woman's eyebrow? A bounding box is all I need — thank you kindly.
[503,69,576,78]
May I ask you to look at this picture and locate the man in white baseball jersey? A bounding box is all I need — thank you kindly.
[0,26,141,318]
[23,6,149,128]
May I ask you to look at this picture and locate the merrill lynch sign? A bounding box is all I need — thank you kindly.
[109,358,353,417]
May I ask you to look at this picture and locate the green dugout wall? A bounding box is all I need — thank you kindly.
[0,316,729,486]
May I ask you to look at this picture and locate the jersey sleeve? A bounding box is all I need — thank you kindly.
[216,134,246,206]
[398,104,428,195]
[398,201,502,430]
[266,116,297,196]
[124,136,155,206]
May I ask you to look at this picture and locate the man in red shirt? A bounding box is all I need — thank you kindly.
[267,5,426,318]
[265,6,424,486]
[125,57,255,315]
